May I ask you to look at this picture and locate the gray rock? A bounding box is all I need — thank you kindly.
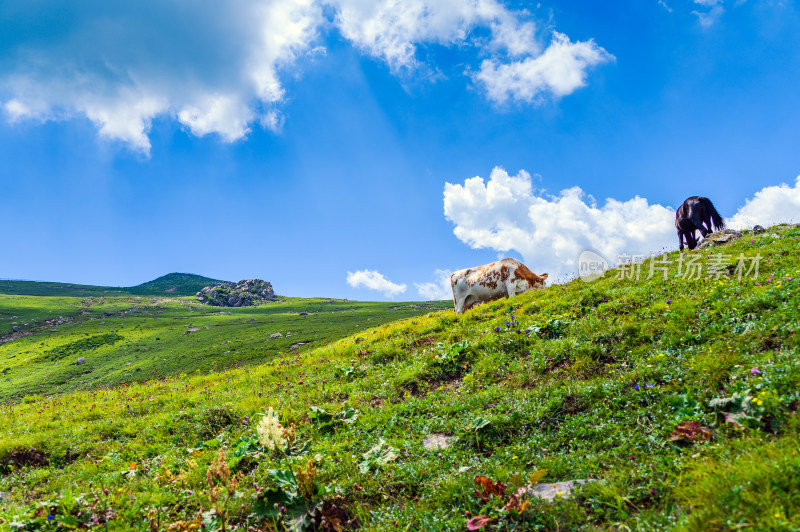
[0,491,10,501]
[270,333,283,339]
[185,327,200,334]
[698,230,742,248]
[196,279,276,307]
[76,357,86,365]
[527,479,597,502]
[422,433,452,450]
[753,225,765,234]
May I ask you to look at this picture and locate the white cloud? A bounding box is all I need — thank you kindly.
[1,0,611,152]
[444,167,678,281]
[414,269,454,300]
[728,176,800,229]
[330,0,611,102]
[0,0,322,153]
[346,269,407,297]
[444,167,800,281]
[475,32,613,104]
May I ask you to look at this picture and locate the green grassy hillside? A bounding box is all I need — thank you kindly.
[0,273,228,298]
[126,273,228,296]
[0,295,450,400]
[0,280,128,298]
[1,225,799,531]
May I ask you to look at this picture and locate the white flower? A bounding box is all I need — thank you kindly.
[256,407,287,452]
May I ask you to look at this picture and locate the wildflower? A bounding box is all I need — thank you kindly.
[666,300,672,304]
[256,407,288,452]
[494,327,501,333]
[634,384,640,391]
[750,368,761,375]
[646,383,655,388]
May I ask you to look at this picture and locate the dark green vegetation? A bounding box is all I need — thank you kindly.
[0,294,450,399]
[127,273,228,296]
[1,225,799,531]
[0,272,227,298]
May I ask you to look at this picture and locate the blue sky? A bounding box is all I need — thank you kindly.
[2,0,799,299]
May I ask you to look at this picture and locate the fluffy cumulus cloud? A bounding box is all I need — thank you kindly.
[728,176,800,229]
[444,168,800,281]
[330,0,612,104]
[414,269,454,301]
[1,0,610,153]
[475,32,613,104]
[0,0,322,153]
[346,269,407,298]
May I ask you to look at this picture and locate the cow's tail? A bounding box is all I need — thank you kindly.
[705,198,725,230]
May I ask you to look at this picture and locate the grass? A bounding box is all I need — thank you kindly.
[0,272,228,298]
[0,224,799,531]
[0,295,450,400]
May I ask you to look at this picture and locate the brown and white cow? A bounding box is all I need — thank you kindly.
[450,258,548,315]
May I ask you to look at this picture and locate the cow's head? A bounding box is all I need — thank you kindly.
[532,273,548,288]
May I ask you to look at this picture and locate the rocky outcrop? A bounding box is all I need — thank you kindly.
[196,279,276,307]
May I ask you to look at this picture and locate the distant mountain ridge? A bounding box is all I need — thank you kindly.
[126,273,227,296]
[0,272,230,297]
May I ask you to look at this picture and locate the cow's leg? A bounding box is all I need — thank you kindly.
[505,282,517,298]
[678,228,685,251]
[690,216,708,238]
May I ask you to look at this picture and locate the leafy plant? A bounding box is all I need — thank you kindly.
[308,406,359,433]
[358,439,398,474]
[668,393,702,421]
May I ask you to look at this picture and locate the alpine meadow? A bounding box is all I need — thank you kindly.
[2,225,800,530]
[3,1,800,530]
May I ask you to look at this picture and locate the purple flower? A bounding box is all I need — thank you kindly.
[510,315,516,320]
[516,329,521,334]
[505,322,510,327]
[750,368,761,375]
[524,329,531,334]
[494,327,501,332]
[646,383,655,388]
[48,515,55,520]
[750,240,755,244]
[634,384,640,391]
[666,300,672,304]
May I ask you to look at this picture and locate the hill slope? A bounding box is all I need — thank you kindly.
[1,224,799,530]
[0,295,451,399]
[0,273,228,298]
[126,272,228,296]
